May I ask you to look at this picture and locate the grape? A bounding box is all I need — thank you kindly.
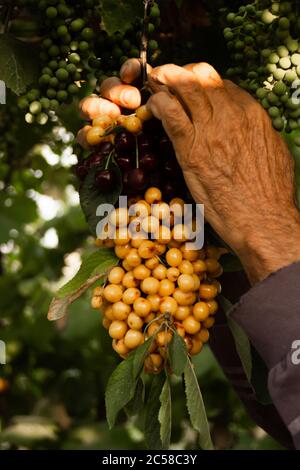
[223,0,300,135]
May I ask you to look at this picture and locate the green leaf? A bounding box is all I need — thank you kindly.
[79,164,122,237]
[57,248,117,298]
[250,346,272,405]
[133,336,155,378]
[105,353,137,429]
[0,34,39,95]
[125,377,145,417]
[47,249,117,321]
[219,295,252,382]
[144,373,165,450]
[184,359,213,450]
[158,379,172,449]
[220,253,243,272]
[101,0,143,34]
[168,331,187,376]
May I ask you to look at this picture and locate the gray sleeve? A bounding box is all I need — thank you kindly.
[230,261,300,449]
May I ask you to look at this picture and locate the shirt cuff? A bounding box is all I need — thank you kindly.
[230,261,300,369]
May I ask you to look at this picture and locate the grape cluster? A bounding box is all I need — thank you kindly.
[14,0,161,123]
[75,105,189,201]
[223,1,300,144]
[90,189,223,372]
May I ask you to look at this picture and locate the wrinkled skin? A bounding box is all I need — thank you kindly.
[78,59,300,284]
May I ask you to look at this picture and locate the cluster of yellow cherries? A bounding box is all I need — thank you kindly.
[91,187,224,374]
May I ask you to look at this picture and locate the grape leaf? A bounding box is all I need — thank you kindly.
[144,373,165,450]
[158,379,171,449]
[105,352,137,429]
[133,336,155,378]
[57,248,117,298]
[184,359,213,450]
[101,0,143,35]
[168,331,187,376]
[79,164,122,237]
[0,34,39,95]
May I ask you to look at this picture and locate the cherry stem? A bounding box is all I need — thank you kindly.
[140,0,154,86]
[135,136,139,169]
[105,150,114,170]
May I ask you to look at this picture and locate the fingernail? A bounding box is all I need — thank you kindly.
[122,89,134,105]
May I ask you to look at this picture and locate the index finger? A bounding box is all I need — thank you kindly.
[100,77,141,110]
[120,58,152,84]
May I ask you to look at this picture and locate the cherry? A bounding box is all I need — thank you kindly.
[162,181,177,201]
[96,140,113,155]
[164,158,182,177]
[138,134,152,154]
[95,169,116,192]
[159,135,175,158]
[116,156,133,171]
[75,162,88,181]
[87,152,105,168]
[139,152,159,172]
[125,168,148,191]
[115,131,135,156]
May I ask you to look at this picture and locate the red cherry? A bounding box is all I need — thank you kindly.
[164,158,182,177]
[87,152,105,168]
[95,170,116,192]
[74,163,88,181]
[117,156,133,171]
[95,141,113,155]
[115,131,135,156]
[162,181,177,201]
[138,134,152,154]
[139,153,159,172]
[125,168,148,191]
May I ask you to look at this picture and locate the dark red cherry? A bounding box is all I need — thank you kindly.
[164,158,182,177]
[162,181,176,201]
[75,163,88,181]
[95,169,116,193]
[95,140,113,155]
[125,168,148,191]
[138,134,152,154]
[159,135,175,158]
[139,153,158,172]
[117,156,133,171]
[115,131,135,155]
[87,152,105,168]
[148,172,163,188]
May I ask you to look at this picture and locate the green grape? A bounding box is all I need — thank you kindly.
[48,45,60,57]
[56,68,69,81]
[49,77,59,88]
[277,45,289,57]
[273,81,287,96]
[40,97,50,109]
[57,90,68,102]
[46,88,57,99]
[81,27,94,41]
[70,18,85,32]
[68,84,79,94]
[268,106,281,118]
[291,54,300,66]
[272,117,285,131]
[279,56,291,69]
[69,53,81,64]
[57,25,68,37]
[36,112,49,125]
[46,7,57,19]
[29,101,42,115]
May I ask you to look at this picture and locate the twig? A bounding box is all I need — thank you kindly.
[140,0,154,86]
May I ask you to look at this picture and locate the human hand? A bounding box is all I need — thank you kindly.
[77,59,300,284]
